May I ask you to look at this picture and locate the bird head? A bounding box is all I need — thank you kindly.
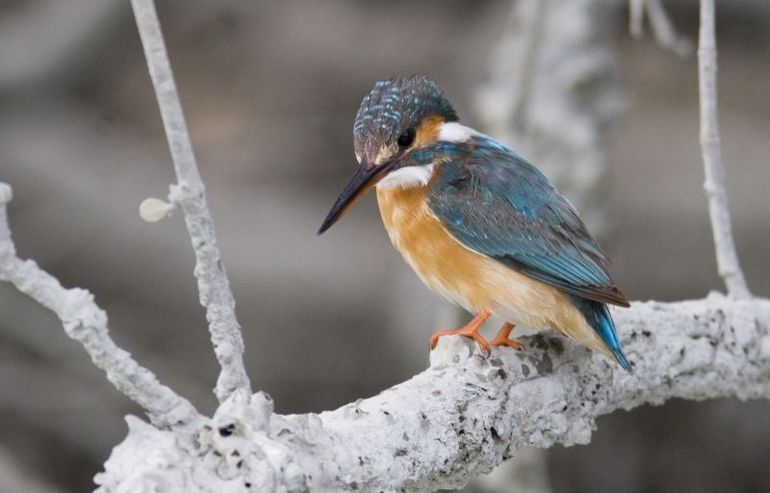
[318,76,458,234]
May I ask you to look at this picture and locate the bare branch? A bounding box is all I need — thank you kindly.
[698,0,751,299]
[0,183,201,429]
[96,295,770,491]
[629,0,645,38]
[628,0,692,57]
[130,0,252,401]
[506,0,549,134]
[646,0,692,56]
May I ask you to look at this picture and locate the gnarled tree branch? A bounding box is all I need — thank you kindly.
[94,295,770,491]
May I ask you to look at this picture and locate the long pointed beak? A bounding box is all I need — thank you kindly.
[318,161,387,234]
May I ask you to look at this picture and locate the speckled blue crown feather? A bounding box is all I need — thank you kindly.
[353,76,457,154]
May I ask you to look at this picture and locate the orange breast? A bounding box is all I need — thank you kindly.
[376,185,495,312]
[375,185,611,356]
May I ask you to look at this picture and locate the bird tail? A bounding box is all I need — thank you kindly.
[570,296,632,372]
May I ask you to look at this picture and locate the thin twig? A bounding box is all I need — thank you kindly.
[629,0,692,57]
[629,0,645,39]
[0,183,201,429]
[646,0,692,56]
[697,0,751,299]
[509,0,549,133]
[130,0,252,401]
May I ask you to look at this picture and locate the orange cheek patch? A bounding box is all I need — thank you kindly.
[414,116,443,147]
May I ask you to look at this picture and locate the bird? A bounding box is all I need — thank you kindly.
[318,75,631,371]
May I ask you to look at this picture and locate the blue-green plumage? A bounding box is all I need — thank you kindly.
[320,75,631,370]
[569,296,631,371]
[425,136,632,369]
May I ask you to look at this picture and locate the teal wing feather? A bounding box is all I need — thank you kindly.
[428,138,630,307]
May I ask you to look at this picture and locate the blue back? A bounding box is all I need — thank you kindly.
[427,136,631,369]
[428,136,629,307]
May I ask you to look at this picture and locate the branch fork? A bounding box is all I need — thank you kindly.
[131,0,252,401]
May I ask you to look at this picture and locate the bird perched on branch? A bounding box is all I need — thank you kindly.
[319,76,631,371]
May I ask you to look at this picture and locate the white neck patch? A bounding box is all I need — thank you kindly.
[437,121,478,143]
[376,163,435,190]
[375,122,479,190]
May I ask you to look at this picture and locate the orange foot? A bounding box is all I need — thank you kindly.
[490,322,524,350]
[430,309,492,354]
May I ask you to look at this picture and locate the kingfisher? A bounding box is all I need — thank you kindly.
[318,76,631,371]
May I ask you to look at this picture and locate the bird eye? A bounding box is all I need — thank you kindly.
[397,128,416,148]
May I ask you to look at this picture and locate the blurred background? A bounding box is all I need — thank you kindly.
[0,1,768,491]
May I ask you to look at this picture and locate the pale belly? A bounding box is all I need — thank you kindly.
[376,186,609,354]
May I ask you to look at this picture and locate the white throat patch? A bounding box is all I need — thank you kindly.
[375,123,479,190]
[376,164,435,190]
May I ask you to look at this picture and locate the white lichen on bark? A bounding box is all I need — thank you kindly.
[131,0,252,401]
[0,183,201,430]
[94,295,770,492]
[697,0,751,300]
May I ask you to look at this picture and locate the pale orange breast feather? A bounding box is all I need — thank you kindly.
[375,184,612,357]
[376,185,493,311]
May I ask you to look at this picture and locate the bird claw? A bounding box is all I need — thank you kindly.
[430,309,493,355]
[430,327,491,355]
[489,322,524,351]
[490,337,524,351]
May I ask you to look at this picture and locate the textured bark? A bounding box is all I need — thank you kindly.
[131,0,252,402]
[95,295,770,492]
[697,0,751,299]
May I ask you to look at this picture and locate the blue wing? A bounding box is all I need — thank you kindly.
[428,137,629,307]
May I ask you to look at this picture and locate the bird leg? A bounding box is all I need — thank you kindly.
[430,309,492,354]
[490,322,524,350]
